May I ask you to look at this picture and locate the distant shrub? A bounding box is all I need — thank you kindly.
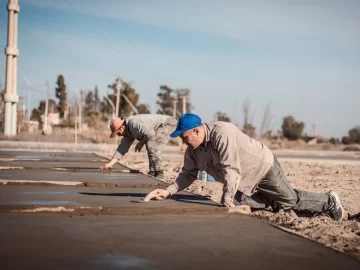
[281,116,304,141]
[341,136,351,145]
[329,137,340,145]
[348,126,360,144]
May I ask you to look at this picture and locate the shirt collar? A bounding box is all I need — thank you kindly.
[125,118,132,137]
[203,123,211,147]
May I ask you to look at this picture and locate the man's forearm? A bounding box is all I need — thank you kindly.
[222,169,241,203]
[166,173,196,195]
[108,157,119,167]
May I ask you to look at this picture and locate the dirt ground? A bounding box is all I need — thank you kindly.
[100,149,360,260]
[1,126,358,151]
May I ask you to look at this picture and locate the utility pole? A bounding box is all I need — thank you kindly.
[115,77,121,117]
[182,96,186,114]
[74,116,78,144]
[67,80,82,131]
[172,100,177,118]
[4,0,20,136]
[18,70,31,121]
[78,90,82,132]
[122,94,138,115]
[44,81,49,131]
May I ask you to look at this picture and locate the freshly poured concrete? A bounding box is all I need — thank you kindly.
[0,169,163,188]
[0,150,360,269]
[1,215,360,270]
[0,150,99,159]
[0,150,130,170]
[0,160,129,170]
[0,185,218,211]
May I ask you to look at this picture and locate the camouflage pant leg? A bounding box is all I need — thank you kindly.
[146,123,175,172]
[145,143,155,172]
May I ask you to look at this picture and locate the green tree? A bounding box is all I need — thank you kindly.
[94,86,101,111]
[107,78,139,117]
[55,75,68,118]
[137,103,151,114]
[282,116,304,140]
[348,126,360,143]
[156,85,193,117]
[84,90,95,116]
[156,85,176,116]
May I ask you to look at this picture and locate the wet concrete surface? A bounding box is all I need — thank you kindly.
[0,169,163,187]
[0,150,98,159]
[0,185,218,211]
[1,150,360,269]
[1,214,360,270]
[0,150,132,171]
[0,160,129,170]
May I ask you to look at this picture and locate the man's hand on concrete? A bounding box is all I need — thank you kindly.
[223,201,235,207]
[145,189,170,201]
[135,141,145,152]
[100,163,111,170]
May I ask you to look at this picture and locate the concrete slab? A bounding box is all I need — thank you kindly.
[0,169,163,188]
[0,150,98,159]
[0,185,218,213]
[0,214,359,270]
[1,149,359,269]
[0,160,129,170]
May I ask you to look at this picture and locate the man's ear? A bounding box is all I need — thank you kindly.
[193,127,200,135]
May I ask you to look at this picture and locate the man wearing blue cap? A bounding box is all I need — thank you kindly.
[146,113,345,220]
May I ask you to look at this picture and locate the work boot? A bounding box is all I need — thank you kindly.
[326,190,345,221]
[155,170,164,180]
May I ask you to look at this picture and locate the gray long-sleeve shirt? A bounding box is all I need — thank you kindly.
[113,114,176,158]
[166,121,274,202]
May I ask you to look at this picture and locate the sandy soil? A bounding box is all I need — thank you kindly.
[100,148,360,260]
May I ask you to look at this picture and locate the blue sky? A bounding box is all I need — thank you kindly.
[0,0,359,138]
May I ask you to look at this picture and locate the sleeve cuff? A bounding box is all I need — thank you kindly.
[223,193,234,203]
[113,151,123,159]
[166,183,179,196]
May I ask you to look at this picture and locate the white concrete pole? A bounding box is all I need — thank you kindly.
[10,0,19,135]
[4,0,20,136]
[18,70,31,121]
[74,116,78,144]
[172,100,177,118]
[67,80,82,130]
[78,91,82,132]
[44,81,49,129]
[182,96,186,114]
[115,77,121,117]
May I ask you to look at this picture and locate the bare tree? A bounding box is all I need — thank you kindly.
[260,103,272,138]
[216,111,231,122]
[242,99,256,137]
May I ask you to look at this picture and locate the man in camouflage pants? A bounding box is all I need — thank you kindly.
[100,114,177,179]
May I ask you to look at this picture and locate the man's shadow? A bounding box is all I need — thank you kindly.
[79,192,219,207]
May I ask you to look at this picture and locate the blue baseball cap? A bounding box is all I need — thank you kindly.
[170,114,202,138]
